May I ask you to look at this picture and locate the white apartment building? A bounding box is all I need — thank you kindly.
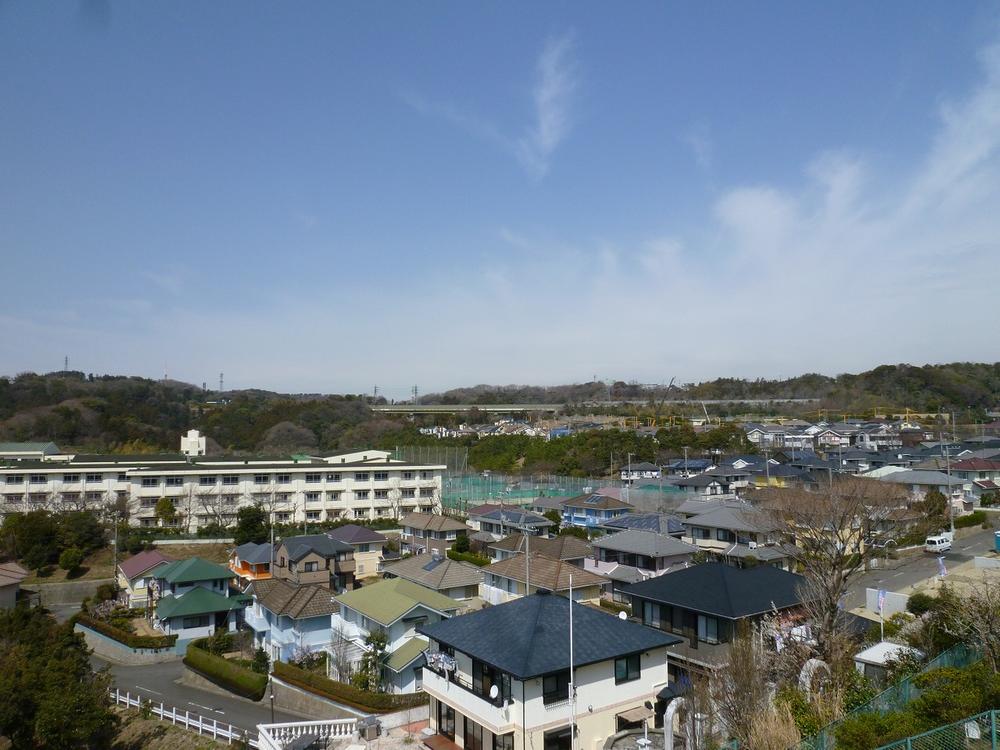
[0,448,444,531]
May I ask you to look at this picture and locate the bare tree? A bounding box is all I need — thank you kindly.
[712,623,772,746]
[943,577,1000,672]
[757,477,905,671]
[386,476,404,521]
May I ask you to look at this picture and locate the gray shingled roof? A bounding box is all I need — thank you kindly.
[382,555,483,591]
[280,534,353,562]
[592,529,699,557]
[234,542,272,565]
[326,524,388,545]
[601,513,686,535]
[419,592,680,679]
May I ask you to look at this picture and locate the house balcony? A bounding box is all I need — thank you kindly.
[422,660,514,734]
[334,558,356,574]
[256,719,357,750]
[244,608,270,634]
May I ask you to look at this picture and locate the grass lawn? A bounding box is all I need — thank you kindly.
[24,545,116,584]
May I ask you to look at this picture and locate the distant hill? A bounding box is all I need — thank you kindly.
[420,362,1000,413]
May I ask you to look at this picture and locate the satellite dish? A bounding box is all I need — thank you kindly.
[618,611,627,620]
[489,685,500,699]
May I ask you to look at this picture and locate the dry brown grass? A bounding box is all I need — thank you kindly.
[25,545,115,584]
[150,542,232,565]
[112,709,234,749]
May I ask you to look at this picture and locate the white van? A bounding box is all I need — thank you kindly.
[924,535,952,553]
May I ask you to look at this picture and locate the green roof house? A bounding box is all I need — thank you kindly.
[332,578,461,694]
[151,556,245,643]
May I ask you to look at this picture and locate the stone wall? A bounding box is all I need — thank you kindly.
[75,623,180,665]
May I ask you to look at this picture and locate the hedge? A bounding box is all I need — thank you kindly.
[955,511,988,529]
[184,643,267,701]
[74,611,178,650]
[273,661,429,713]
[446,549,491,567]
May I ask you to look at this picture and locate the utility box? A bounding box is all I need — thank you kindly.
[994,531,1000,553]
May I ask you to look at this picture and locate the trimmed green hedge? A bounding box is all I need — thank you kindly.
[184,643,267,701]
[74,611,178,650]
[955,511,988,529]
[446,549,491,567]
[599,599,631,616]
[273,661,429,713]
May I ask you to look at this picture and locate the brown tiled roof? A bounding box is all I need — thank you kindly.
[400,512,469,532]
[952,458,1000,471]
[0,561,28,587]
[489,533,592,560]
[382,555,483,591]
[485,553,607,591]
[118,549,175,580]
[249,578,339,619]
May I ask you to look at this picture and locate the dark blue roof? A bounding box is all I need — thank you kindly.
[603,513,685,535]
[419,592,680,679]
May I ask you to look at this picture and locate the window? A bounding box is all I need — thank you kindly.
[305,511,320,520]
[542,670,570,704]
[464,718,485,750]
[222,475,239,486]
[326,473,341,481]
[199,476,216,486]
[690,527,710,540]
[374,489,388,499]
[305,473,321,483]
[697,614,719,643]
[165,476,183,487]
[421,471,432,480]
[355,490,369,500]
[544,728,572,750]
[182,615,210,629]
[141,498,158,508]
[358,543,370,553]
[86,491,103,502]
[222,495,238,506]
[254,474,269,485]
[29,474,46,484]
[61,493,80,504]
[117,473,127,481]
[327,491,341,501]
[3,494,21,505]
[305,492,321,502]
[614,654,640,684]
[304,561,318,572]
[63,474,80,483]
[473,660,511,703]
[402,488,416,498]
[6,475,23,485]
[354,473,369,482]
[495,734,514,750]
[85,473,103,483]
[141,477,160,487]
[276,512,291,522]
[402,471,414,480]
[276,474,291,484]
[642,600,661,629]
[373,472,388,481]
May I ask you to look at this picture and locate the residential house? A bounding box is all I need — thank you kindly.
[272,534,356,592]
[229,542,272,587]
[662,457,714,476]
[0,561,28,610]
[330,578,461,693]
[528,497,569,516]
[749,463,818,490]
[326,524,388,579]
[244,577,339,663]
[872,469,970,507]
[150,558,247,643]
[625,563,807,680]
[673,497,750,520]
[560,493,633,528]
[620,461,662,484]
[400,512,470,556]
[471,509,555,541]
[419,592,682,750]
[590,530,698,576]
[117,549,175,607]
[949,458,1000,500]
[855,425,902,451]
[382,554,484,601]
[487,533,591,565]
[682,506,792,569]
[673,473,732,498]
[480,553,607,605]
[598,512,686,537]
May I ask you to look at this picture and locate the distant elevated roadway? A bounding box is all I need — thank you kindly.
[372,397,820,414]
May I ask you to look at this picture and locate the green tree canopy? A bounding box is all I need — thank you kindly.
[234,505,270,546]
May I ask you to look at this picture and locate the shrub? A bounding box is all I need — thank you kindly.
[834,711,920,750]
[251,647,270,674]
[272,661,428,713]
[598,599,631,616]
[184,643,267,701]
[955,511,987,529]
[906,592,936,616]
[94,583,117,603]
[446,549,491,567]
[74,611,177,650]
[59,547,84,572]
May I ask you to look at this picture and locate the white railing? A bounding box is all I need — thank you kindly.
[110,688,257,747]
[256,719,358,750]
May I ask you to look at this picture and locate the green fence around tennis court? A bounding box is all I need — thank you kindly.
[878,709,998,750]
[796,643,982,750]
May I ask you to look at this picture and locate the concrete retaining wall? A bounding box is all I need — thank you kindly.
[378,702,429,730]
[29,578,115,605]
[865,588,909,617]
[75,623,180,665]
[270,676,365,720]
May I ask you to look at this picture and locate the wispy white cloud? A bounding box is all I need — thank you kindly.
[514,32,578,178]
[682,123,713,172]
[403,32,578,179]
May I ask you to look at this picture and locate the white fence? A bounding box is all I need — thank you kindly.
[256,719,359,750]
[110,688,257,747]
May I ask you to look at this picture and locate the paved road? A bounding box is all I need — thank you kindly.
[92,656,311,737]
[845,527,995,610]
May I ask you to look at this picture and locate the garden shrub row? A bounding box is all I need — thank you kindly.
[184,642,267,701]
[955,510,988,529]
[446,549,491,567]
[74,611,178,650]
[273,661,429,713]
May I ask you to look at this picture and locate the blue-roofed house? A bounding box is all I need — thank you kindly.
[560,493,633,528]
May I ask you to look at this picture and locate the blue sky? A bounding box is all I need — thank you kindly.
[1,2,999,398]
